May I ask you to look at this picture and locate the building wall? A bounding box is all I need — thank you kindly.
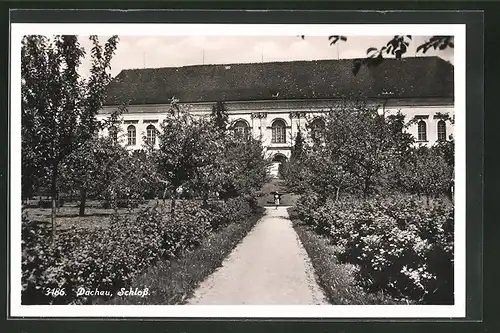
[383,104,454,145]
[98,97,454,159]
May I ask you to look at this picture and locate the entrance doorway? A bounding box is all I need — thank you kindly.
[270,153,287,178]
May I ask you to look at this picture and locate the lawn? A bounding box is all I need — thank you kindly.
[23,200,156,231]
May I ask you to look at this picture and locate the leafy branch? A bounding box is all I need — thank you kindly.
[299,35,454,75]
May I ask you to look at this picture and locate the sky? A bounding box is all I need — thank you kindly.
[77,35,454,78]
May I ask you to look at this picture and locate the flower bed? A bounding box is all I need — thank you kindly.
[21,197,256,305]
[295,195,454,304]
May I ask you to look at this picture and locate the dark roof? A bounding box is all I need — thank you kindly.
[103,57,454,106]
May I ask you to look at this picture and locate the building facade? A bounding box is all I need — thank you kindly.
[98,57,454,176]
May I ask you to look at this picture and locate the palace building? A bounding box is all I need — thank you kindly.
[97,56,454,176]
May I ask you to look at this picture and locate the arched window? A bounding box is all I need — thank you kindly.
[417,120,427,142]
[108,125,118,142]
[233,120,250,139]
[272,119,286,143]
[127,125,136,146]
[146,124,156,146]
[437,120,447,141]
[310,118,325,140]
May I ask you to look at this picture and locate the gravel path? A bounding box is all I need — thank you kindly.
[188,207,327,305]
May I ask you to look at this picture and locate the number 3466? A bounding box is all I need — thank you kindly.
[45,288,66,297]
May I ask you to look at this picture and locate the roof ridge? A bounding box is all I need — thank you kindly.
[118,56,443,73]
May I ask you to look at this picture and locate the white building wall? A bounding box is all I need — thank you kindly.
[97,98,454,155]
[381,101,454,145]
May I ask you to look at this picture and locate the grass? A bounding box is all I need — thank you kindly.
[99,207,266,305]
[288,207,408,305]
[23,200,156,231]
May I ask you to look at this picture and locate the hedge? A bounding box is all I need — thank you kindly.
[295,195,454,304]
[21,197,256,305]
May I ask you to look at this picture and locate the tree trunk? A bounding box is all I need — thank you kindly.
[363,178,371,198]
[171,189,177,216]
[447,183,454,202]
[50,165,58,240]
[113,190,118,214]
[163,186,168,203]
[127,195,132,213]
[79,187,87,216]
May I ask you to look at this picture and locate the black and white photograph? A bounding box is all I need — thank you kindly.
[11,22,466,318]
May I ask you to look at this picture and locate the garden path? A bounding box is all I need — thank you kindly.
[187,206,327,305]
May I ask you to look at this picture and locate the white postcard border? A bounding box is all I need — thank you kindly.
[10,23,466,318]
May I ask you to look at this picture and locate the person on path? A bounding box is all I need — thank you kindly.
[274,191,282,209]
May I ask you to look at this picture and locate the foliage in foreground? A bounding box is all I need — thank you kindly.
[299,35,453,75]
[289,208,406,305]
[105,207,265,305]
[21,198,256,305]
[295,195,454,304]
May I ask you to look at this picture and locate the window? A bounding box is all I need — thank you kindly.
[271,119,286,143]
[310,118,325,140]
[146,124,156,146]
[437,120,447,141]
[108,126,118,142]
[127,125,136,146]
[233,120,249,139]
[417,120,427,141]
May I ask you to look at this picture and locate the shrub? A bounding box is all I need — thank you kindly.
[290,208,407,305]
[221,197,253,221]
[162,201,213,257]
[21,199,241,305]
[206,197,255,230]
[22,207,167,305]
[105,207,265,305]
[295,192,322,225]
[21,216,54,304]
[296,195,454,304]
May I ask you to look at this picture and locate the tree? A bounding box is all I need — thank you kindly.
[283,99,416,200]
[399,146,454,205]
[299,35,454,75]
[291,130,305,160]
[201,133,271,201]
[320,100,399,197]
[211,101,229,133]
[110,150,159,204]
[281,130,308,193]
[156,102,220,212]
[22,35,119,238]
[58,136,128,216]
[304,149,355,201]
[156,98,271,211]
